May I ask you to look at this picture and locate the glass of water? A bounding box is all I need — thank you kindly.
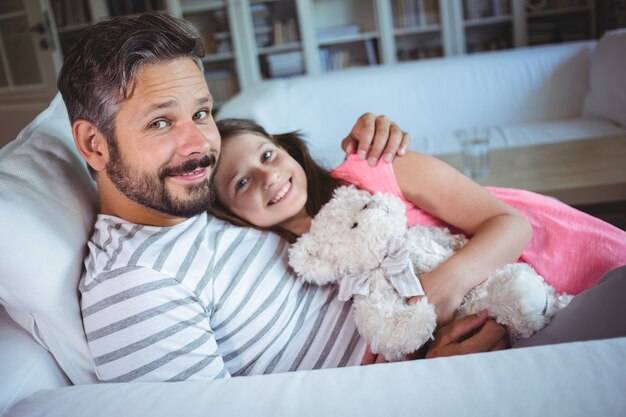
[456,127,490,179]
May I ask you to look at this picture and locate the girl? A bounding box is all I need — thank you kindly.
[210,118,626,325]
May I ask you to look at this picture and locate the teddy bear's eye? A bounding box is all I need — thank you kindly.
[351,222,359,229]
[362,203,369,210]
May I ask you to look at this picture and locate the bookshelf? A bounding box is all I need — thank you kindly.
[460,0,515,54]
[49,0,107,56]
[176,0,241,108]
[390,0,445,61]
[310,0,382,72]
[43,0,598,107]
[524,0,595,46]
[250,0,304,79]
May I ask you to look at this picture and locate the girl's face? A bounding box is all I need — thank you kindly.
[213,133,309,230]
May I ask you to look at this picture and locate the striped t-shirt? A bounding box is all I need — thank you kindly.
[79,213,366,382]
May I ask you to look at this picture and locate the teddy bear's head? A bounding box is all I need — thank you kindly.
[288,185,408,285]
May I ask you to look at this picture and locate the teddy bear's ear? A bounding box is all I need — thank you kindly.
[288,234,339,285]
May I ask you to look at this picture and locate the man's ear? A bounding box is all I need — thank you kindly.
[72,119,109,172]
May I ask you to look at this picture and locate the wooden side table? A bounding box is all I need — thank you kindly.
[438,134,626,207]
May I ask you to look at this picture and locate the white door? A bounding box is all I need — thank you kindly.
[0,0,63,147]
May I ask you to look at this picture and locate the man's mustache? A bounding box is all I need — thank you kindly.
[159,153,217,180]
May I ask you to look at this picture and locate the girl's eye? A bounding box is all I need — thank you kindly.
[235,177,249,191]
[261,150,272,162]
[193,110,209,121]
[149,120,168,129]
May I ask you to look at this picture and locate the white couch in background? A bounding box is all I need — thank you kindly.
[219,31,626,168]
[1,31,626,417]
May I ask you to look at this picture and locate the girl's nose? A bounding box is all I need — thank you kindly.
[258,167,279,190]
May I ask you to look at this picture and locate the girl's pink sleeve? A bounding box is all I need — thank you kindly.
[331,154,404,197]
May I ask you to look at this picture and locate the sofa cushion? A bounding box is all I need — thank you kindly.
[0,306,71,413]
[0,94,99,384]
[401,117,625,157]
[218,41,597,167]
[6,337,626,417]
[583,28,626,127]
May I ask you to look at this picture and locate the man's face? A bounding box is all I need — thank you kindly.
[105,58,220,219]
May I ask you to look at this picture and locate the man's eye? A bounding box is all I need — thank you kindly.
[193,110,209,120]
[149,120,168,129]
[261,150,272,162]
[235,177,249,191]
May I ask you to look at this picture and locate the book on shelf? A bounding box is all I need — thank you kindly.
[528,15,589,44]
[180,0,224,11]
[107,0,165,16]
[272,18,299,45]
[397,45,443,61]
[317,24,361,41]
[392,0,440,28]
[265,51,304,77]
[252,2,298,48]
[204,70,238,105]
[526,0,590,12]
[463,0,511,20]
[319,48,351,72]
[364,39,378,66]
[51,0,91,27]
[203,30,232,54]
[467,37,510,52]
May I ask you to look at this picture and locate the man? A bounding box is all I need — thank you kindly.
[58,12,506,383]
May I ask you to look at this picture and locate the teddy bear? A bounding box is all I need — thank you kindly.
[288,185,572,360]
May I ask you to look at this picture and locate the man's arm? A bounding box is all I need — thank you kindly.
[342,113,410,166]
[81,267,230,382]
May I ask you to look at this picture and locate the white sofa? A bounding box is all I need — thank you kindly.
[1,31,626,417]
[218,32,626,168]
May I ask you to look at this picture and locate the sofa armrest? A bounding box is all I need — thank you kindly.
[0,306,71,414]
[7,337,626,417]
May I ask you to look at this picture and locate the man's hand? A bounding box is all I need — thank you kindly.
[342,113,410,166]
[360,345,389,365]
[425,310,507,359]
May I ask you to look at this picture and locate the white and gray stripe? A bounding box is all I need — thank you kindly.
[80,214,367,383]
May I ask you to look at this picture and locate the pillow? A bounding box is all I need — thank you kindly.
[582,28,626,126]
[0,94,99,384]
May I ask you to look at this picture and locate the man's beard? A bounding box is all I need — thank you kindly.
[106,139,217,218]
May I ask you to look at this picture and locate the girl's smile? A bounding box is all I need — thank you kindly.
[269,179,292,205]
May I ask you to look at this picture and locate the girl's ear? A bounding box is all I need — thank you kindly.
[72,120,109,173]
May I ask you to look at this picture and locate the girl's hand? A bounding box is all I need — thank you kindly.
[342,113,410,166]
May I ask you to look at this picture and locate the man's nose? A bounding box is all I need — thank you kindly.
[176,121,211,155]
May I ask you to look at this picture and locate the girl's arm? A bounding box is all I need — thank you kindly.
[393,152,532,325]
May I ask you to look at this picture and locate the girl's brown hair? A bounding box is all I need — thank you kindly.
[209,118,344,242]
